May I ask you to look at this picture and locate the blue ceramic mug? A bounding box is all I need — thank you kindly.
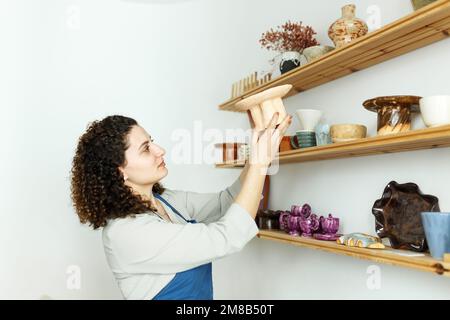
[421,212,450,260]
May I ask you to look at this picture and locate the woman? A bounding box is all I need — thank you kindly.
[70,113,292,300]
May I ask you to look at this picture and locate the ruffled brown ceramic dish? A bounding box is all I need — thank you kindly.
[372,181,440,252]
[363,96,422,136]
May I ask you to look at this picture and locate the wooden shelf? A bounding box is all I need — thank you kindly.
[258,230,450,277]
[219,0,450,111]
[215,125,450,168]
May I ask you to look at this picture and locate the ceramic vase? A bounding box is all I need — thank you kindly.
[279,51,307,74]
[328,4,368,48]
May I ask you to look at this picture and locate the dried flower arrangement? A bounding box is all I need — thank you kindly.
[259,20,319,53]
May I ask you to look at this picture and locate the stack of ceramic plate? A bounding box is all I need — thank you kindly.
[296,130,317,148]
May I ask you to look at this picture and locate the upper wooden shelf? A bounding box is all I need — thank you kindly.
[258,230,450,277]
[215,125,450,168]
[219,0,450,111]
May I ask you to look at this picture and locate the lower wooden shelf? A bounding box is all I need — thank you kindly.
[215,125,450,168]
[257,230,450,277]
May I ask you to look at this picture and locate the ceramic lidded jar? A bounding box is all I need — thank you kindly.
[319,214,340,235]
[328,4,368,48]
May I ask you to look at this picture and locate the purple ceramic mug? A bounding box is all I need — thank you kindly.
[279,211,290,232]
[287,215,302,236]
[300,204,312,219]
[300,214,320,237]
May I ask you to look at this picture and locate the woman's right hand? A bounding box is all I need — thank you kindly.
[249,112,292,168]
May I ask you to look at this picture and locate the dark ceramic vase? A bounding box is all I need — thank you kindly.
[279,51,306,74]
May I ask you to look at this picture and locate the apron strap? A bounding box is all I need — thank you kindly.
[153,192,197,224]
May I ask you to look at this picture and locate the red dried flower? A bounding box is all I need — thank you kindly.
[259,20,319,52]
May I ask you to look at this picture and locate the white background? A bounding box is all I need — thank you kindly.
[1,0,449,299]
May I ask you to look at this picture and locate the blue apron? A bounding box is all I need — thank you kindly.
[151,192,213,300]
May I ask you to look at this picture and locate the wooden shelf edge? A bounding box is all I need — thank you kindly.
[257,230,450,277]
[219,0,450,111]
[214,125,450,168]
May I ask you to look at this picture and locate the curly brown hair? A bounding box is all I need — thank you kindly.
[70,115,165,229]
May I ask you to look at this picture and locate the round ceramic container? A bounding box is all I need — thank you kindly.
[419,95,450,128]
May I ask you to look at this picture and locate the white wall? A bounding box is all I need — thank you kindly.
[1,0,449,299]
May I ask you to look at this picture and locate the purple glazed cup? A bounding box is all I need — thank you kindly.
[279,211,290,232]
[300,204,312,219]
[287,215,302,236]
[300,215,320,237]
[291,205,301,216]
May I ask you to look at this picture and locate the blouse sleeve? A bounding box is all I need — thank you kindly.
[108,202,259,275]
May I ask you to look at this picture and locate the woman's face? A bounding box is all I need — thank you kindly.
[119,125,167,191]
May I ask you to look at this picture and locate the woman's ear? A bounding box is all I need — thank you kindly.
[118,166,128,181]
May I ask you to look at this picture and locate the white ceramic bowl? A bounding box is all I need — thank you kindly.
[295,109,323,131]
[419,95,450,128]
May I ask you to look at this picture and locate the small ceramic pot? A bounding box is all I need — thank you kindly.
[279,51,307,74]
